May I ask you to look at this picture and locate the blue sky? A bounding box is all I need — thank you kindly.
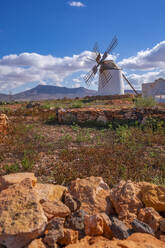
[0,0,165,93]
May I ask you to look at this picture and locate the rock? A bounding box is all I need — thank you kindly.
[44,217,64,247]
[160,219,165,233]
[41,200,71,220]
[62,191,81,212]
[0,172,37,191]
[84,214,104,236]
[131,219,155,235]
[27,239,46,248]
[35,183,67,202]
[160,235,165,242]
[110,180,143,224]
[58,229,78,246]
[65,210,86,238]
[84,213,113,239]
[141,183,165,211]
[68,176,112,215]
[138,207,162,232]
[0,114,8,135]
[65,233,165,248]
[0,178,47,248]
[110,216,132,240]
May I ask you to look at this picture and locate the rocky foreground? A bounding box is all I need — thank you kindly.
[0,174,164,247]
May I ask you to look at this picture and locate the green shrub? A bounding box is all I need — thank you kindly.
[134,97,157,108]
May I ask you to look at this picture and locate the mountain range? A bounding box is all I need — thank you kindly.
[0,85,140,102]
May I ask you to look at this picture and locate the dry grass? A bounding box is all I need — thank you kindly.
[0,97,165,187]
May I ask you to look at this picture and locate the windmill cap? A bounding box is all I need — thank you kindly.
[101,60,120,70]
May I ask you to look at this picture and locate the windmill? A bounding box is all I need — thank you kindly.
[84,36,138,95]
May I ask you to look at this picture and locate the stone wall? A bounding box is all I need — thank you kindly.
[57,107,165,125]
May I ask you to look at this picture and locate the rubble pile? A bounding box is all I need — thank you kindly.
[0,173,164,247]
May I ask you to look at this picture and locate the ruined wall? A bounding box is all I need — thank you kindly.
[142,78,165,97]
[58,107,165,125]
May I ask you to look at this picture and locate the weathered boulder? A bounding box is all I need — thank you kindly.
[0,178,47,248]
[131,219,155,235]
[27,239,46,248]
[138,207,162,232]
[160,219,165,233]
[34,183,67,202]
[0,172,37,191]
[110,217,132,240]
[68,176,112,215]
[84,213,113,239]
[62,191,81,212]
[84,214,104,236]
[65,210,86,239]
[65,233,165,248]
[141,183,165,212]
[41,200,71,220]
[110,180,143,224]
[58,228,79,246]
[44,217,64,247]
[0,114,8,135]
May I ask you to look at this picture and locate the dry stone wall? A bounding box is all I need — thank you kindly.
[57,107,165,125]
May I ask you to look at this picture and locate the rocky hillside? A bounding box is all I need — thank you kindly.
[0,173,164,248]
[0,85,97,101]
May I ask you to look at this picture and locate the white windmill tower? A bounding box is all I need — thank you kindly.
[84,36,138,95]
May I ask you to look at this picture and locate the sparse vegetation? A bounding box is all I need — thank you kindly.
[0,96,165,187]
[134,96,157,108]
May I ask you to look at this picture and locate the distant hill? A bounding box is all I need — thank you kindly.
[0,85,141,102]
[0,85,97,101]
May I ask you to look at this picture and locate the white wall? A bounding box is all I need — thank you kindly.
[98,69,124,95]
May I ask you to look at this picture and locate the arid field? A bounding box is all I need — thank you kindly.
[0,95,165,186]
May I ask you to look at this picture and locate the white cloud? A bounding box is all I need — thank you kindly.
[119,41,165,70]
[68,1,85,7]
[72,83,81,88]
[0,51,116,92]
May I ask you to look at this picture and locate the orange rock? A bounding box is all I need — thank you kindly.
[34,183,67,202]
[27,238,46,248]
[41,200,71,220]
[0,178,47,248]
[84,213,113,239]
[110,180,143,224]
[65,233,165,248]
[0,114,8,135]
[58,228,78,246]
[141,183,165,212]
[0,172,37,191]
[68,176,113,215]
[138,207,162,232]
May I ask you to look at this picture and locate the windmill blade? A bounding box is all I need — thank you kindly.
[84,65,98,86]
[100,70,112,89]
[93,42,100,55]
[100,36,118,63]
[106,35,118,54]
[122,74,139,95]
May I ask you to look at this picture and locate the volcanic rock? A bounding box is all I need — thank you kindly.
[27,239,46,248]
[0,172,37,191]
[141,183,165,212]
[35,183,67,202]
[0,178,47,248]
[110,216,132,240]
[65,233,165,248]
[138,207,162,232]
[131,219,155,235]
[44,217,64,247]
[41,200,71,220]
[58,228,79,246]
[160,219,165,233]
[68,176,112,215]
[110,180,143,224]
